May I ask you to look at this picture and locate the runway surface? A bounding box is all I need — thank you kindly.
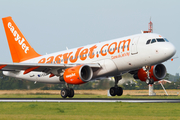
[0,98,180,103]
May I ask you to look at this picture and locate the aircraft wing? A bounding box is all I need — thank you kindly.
[0,63,101,75]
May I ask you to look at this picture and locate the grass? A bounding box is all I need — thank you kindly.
[0,91,180,119]
[0,102,180,120]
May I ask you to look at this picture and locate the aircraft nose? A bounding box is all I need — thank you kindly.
[164,43,176,58]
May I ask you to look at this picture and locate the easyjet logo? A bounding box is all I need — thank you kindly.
[38,39,131,64]
[66,73,76,78]
[8,22,29,54]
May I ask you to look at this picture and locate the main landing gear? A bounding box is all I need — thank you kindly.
[61,83,74,98]
[109,76,123,96]
[143,66,154,85]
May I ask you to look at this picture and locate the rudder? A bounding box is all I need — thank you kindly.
[2,16,41,63]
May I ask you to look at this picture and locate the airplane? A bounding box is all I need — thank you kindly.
[1,16,176,98]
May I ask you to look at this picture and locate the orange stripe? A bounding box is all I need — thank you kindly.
[49,73,55,78]
[0,65,7,70]
[23,66,39,74]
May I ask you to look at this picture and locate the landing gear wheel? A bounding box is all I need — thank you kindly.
[68,88,74,98]
[117,87,123,96]
[146,79,154,85]
[109,87,123,96]
[109,76,124,97]
[146,79,150,85]
[110,87,116,96]
[61,88,68,98]
[149,79,154,84]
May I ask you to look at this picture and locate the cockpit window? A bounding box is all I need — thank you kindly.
[151,39,156,43]
[156,38,165,42]
[146,38,169,45]
[164,38,169,42]
[146,39,151,44]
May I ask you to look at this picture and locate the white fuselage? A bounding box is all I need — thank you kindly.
[3,33,176,84]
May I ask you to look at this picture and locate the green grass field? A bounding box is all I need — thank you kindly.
[0,94,180,120]
[0,102,180,120]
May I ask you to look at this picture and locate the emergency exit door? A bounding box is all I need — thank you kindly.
[131,37,139,55]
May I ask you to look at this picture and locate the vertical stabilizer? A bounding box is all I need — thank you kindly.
[2,16,41,63]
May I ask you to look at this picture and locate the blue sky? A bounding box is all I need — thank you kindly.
[0,0,179,75]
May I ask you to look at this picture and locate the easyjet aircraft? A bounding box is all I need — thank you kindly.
[1,16,176,98]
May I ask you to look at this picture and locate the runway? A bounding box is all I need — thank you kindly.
[0,98,180,103]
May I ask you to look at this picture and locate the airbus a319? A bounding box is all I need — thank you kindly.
[1,16,176,98]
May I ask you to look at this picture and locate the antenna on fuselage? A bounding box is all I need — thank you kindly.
[148,17,153,33]
[142,17,153,33]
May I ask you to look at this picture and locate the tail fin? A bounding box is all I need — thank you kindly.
[2,16,41,63]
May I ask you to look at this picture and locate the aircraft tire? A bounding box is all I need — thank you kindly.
[110,87,116,96]
[146,79,150,85]
[150,79,154,84]
[117,87,123,96]
[61,88,68,98]
[68,88,74,98]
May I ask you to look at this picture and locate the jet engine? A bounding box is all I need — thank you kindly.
[62,65,93,84]
[134,64,167,82]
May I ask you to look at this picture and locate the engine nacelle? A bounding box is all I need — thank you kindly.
[63,65,93,84]
[136,64,166,82]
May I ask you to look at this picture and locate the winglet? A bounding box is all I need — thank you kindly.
[2,16,41,63]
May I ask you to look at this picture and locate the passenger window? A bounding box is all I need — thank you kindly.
[146,39,151,44]
[151,39,156,43]
[157,38,165,42]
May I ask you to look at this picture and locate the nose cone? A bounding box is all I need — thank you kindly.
[164,43,176,59]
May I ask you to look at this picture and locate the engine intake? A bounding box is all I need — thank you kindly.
[152,64,166,80]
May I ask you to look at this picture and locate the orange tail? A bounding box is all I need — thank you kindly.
[2,16,41,63]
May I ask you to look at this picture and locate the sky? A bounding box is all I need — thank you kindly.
[0,0,180,75]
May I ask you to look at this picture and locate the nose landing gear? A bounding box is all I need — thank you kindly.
[143,66,154,85]
[146,78,154,85]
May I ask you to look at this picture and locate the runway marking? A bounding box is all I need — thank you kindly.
[0,98,180,103]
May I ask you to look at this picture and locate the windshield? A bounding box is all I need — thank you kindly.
[156,38,165,42]
[146,38,168,45]
[151,39,156,43]
[164,38,169,42]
